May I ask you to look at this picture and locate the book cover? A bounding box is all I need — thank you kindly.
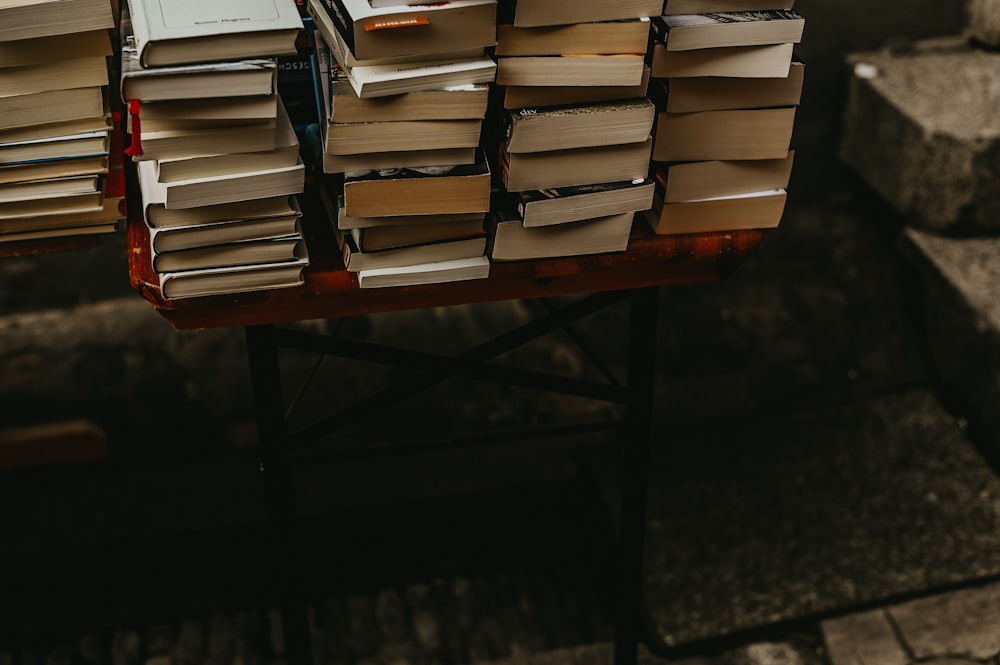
[152,235,305,273]
[149,214,302,252]
[121,5,278,102]
[127,0,303,66]
[309,0,497,61]
[159,251,309,300]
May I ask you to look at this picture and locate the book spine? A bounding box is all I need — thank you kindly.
[316,0,357,55]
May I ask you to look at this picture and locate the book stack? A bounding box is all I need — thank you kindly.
[0,0,123,246]
[121,0,311,300]
[643,2,806,236]
[307,0,498,288]
[486,0,662,261]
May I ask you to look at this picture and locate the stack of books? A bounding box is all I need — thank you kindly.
[307,0,498,288]
[487,0,661,261]
[0,0,123,245]
[644,2,805,235]
[121,0,311,300]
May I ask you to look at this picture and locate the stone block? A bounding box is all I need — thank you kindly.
[969,0,1000,46]
[889,581,1000,660]
[899,228,1000,461]
[840,37,1000,234]
[821,609,908,665]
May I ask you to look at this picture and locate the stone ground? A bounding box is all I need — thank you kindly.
[2,143,1000,664]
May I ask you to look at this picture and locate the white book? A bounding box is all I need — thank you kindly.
[154,98,299,182]
[159,251,309,300]
[358,255,490,288]
[345,57,497,99]
[308,0,496,62]
[148,214,302,253]
[126,0,303,67]
[138,158,304,210]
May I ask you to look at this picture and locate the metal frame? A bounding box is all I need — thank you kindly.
[244,286,660,665]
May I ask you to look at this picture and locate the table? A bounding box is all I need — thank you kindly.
[128,194,770,664]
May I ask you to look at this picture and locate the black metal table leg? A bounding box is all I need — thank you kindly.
[245,324,314,665]
[614,287,660,665]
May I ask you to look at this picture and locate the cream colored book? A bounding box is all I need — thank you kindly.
[325,119,483,156]
[307,0,497,62]
[496,19,651,56]
[154,99,297,182]
[505,0,661,27]
[503,99,654,153]
[655,152,795,203]
[343,56,497,99]
[357,255,490,289]
[500,138,652,193]
[149,214,302,252]
[653,11,805,52]
[489,211,634,260]
[159,253,309,300]
[0,155,108,185]
[652,107,796,162]
[0,175,99,203]
[0,29,111,67]
[138,158,304,210]
[0,221,117,242]
[323,147,476,176]
[663,0,795,13]
[0,0,114,42]
[646,188,787,235]
[126,0,303,67]
[0,87,106,131]
[0,131,110,165]
[0,56,108,98]
[649,42,793,78]
[496,55,645,88]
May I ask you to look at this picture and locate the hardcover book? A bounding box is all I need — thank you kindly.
[149,214,303,253]
[652,11,805,51]
[0,131,110,166]
[142,194,301,228]
[154,99,299,182]
[137,157,305,210]
[126,0,303,67]
[158,252,309,300]
[121,7,278,102]
[152,235,306,273]
[307,0,497,62]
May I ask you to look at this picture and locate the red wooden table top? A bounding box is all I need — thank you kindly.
[128,198,771,330]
